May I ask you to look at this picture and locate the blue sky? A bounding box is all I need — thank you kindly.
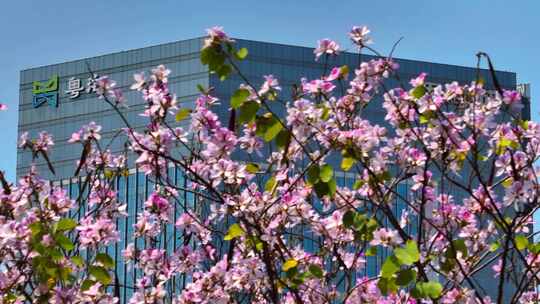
[0,0,539,181]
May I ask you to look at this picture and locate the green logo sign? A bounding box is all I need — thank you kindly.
[32,75,59,108]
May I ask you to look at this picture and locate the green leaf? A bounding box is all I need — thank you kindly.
[224,223,245,241]
[377,277,398,295]
[520,119,529,130]
[290,275,305,289]
[319,164,333,183]
[340,65,349,76]
[225,43,234,53]
[49,248,64,261]
[238,101,260,124]
[103,169,114,179]
[381,255,400,278]
[313,182,328,197]
[515,235,529,250]
[72,255,84,267]
[413,281,443,299]
[58,266,71,281]
[208,50,226,71]
[56,218,77,231]
[231,89,250,109]
[200,47,213,65]
[285,265,299,279]
[499,137,513,148]
[3,294,17,302]
[29,222,42,236]
[308,264,323,278]
[196,84,206,93]
[411,85,426,99]
[275,129,290,150]
[489,241,500,252]
[529,243,540,254]
[502,178,513,188]
[475,152,488,161]
[306,165,320,185]
[379,171,392,182]
[450,239,468,258]
[245,163,260,174]
[327,178,337,197]
[365,246,378,257]
[96,253,114,269]
[423,281,443,299]
[265,176,277,192]
[264,117,283,142]
[235,47,248,60]
[282,259,298,271]
[313,179,336,198]
[341,156,356,172]
[55,234,74,251]
[343,210,356,228]
[217,64,232,81]
[394,240,420,266]
[320,106,330,120]
[44,261,60,278]
[81,279,95,291]
[396,269,417,286]
[247,235,264,252]
[175,108,191,122]
[419,114,430,124]
[89,266,111,285]
[352,179,364,190]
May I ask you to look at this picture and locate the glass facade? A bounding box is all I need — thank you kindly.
[18,38,207,179]
[17,37,517,180]
[18,37,519,302]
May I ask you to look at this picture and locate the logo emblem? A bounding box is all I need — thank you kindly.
[32,75,59,108]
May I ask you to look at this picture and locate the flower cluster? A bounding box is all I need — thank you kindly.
[3,25,540,304]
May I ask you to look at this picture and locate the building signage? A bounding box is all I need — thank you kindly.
[32,75,59,108]
[65,75,97,99]
[32,74,100,108]
[517,83,530,98]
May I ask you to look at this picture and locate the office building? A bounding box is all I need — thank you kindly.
[17,37,523,302]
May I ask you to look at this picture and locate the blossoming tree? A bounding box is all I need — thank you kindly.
[1,26,539,303]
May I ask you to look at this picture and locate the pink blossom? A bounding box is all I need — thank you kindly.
[502,89,523,111]
[48,187,74,213]
[134,211,161,237]
[145,192,171,221]
[151,64,171,83]
[258,74,281,96]
[492,258,502,277]
[349,25,372,48]
[238,123,263,154]
[76,216,119,248]
[41,234,54,246]
[370,228,402,247]
[69,121,102,143]
[6,26,540,303]
[314,39,340,60]
[123,243,136,261]
[35,131,54,151]
[203,26,234,49]
[130,72,146,91]
[325,67,342,82]
[94,75,116,98]
[302,78,336,94]
[111,88,125,105]
[410,72,427,87]
[18,131,29,148]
